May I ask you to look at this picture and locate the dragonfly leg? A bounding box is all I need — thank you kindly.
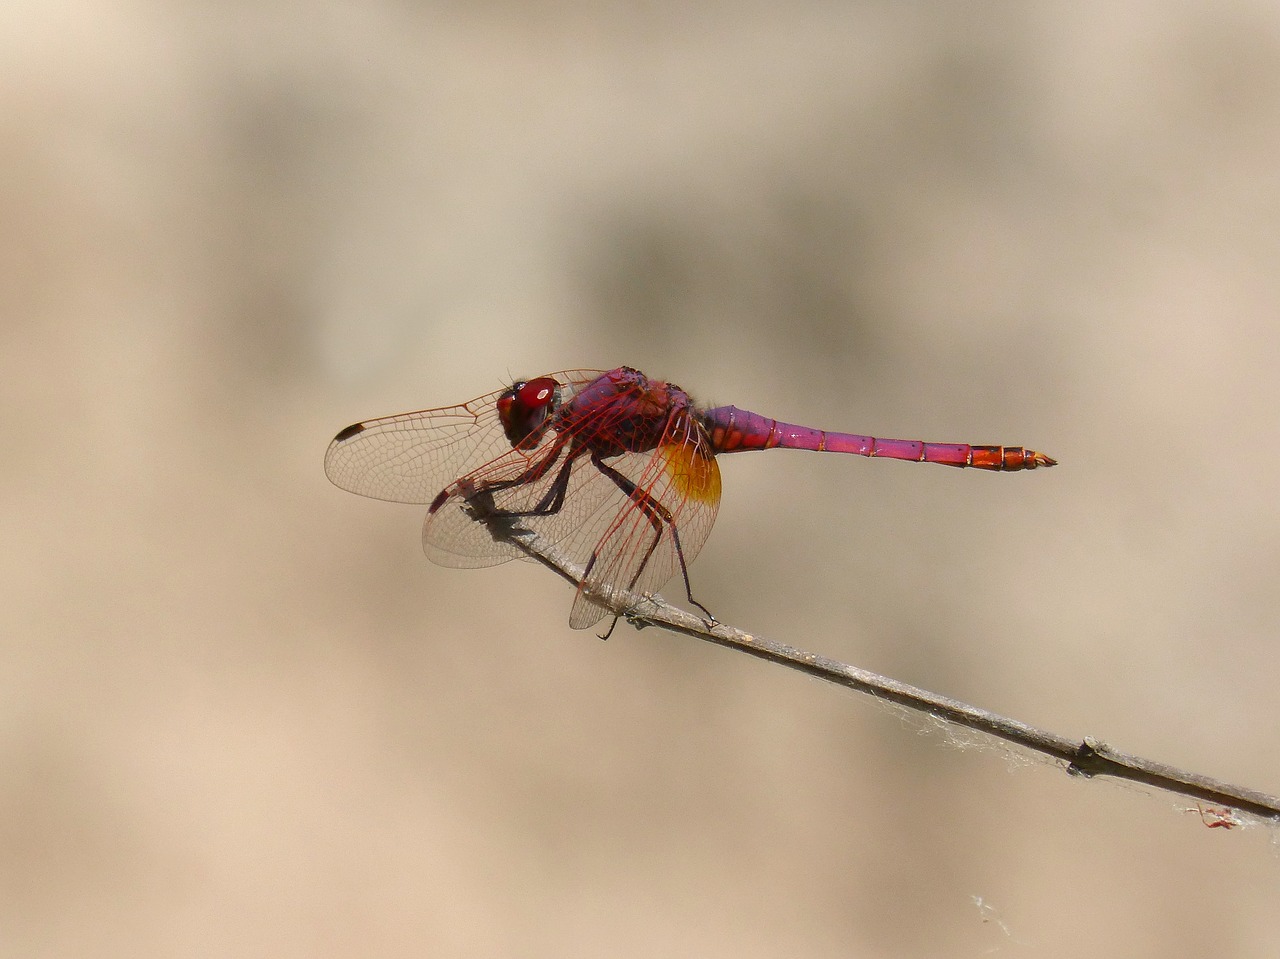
[466,445,581,519]
[589,453,715,626]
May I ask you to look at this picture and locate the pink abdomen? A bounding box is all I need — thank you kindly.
[699,406,1055,471]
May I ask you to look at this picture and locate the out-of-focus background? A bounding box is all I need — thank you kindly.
[5,1,1280,956]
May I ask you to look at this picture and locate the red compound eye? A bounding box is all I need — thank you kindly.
[497,377,559,447]
[518,378,557,408]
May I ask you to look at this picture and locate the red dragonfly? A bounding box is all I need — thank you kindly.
[325,367,1055,630]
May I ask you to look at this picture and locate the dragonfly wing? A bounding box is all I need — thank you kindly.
[423,438,638,575]
[324,370,607,506]
[569,426,721,629]
[421,490,522,568]
[324,388,515,505]
[421,442,567,568]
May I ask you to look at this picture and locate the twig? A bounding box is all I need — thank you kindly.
[465,493,1280,825]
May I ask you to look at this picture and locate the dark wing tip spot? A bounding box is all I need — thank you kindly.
[333,422,366,443]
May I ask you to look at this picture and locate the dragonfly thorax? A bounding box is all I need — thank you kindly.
[497,377,561,448]
[555,367,696,458]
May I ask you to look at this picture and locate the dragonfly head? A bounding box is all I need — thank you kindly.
[497,376,560,448]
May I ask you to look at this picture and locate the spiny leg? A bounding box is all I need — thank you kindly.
[465,445,582,520]
[581,457,663,641]
[589,453,716,625]
[583,455,662,590]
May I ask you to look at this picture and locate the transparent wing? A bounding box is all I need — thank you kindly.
[422,442,633,570]
[568,418,721,629]
[330,369,724,627]
[423,395,720,624]
[323,370,606,505]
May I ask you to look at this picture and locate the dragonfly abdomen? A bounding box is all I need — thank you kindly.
[700,406,1055,471]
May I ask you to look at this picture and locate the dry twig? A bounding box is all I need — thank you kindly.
[466,493,1280,826]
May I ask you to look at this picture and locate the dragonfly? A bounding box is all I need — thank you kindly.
[325,366,1055,631]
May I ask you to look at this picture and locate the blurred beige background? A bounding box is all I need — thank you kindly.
[5,1,1280,956]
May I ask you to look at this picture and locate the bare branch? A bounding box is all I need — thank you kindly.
[465,492,1280,825]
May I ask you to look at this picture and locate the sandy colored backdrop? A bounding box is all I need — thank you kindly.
[4,2,1279,956]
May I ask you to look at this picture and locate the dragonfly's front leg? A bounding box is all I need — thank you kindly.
[450,445,581,520]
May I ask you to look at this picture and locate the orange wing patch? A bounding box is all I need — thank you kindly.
[663,440,722,505]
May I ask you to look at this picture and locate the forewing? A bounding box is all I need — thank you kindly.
[324,370,605,505]
[568,420,721,629]
[324,388,512,505]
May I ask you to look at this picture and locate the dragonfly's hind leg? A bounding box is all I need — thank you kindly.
[590,454,717,629]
